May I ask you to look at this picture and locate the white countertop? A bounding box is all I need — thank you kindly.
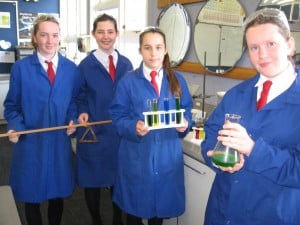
[0,74,9,81]
[181,132,204,163]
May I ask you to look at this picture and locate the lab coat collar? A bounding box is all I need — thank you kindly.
[235,71,300,111]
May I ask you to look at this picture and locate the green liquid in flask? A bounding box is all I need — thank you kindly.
[212,152,238,168]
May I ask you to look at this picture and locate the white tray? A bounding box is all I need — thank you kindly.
[184,132,203,145]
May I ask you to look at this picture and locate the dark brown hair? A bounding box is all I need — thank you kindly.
[92,13,118,33]
[139,27,182,97]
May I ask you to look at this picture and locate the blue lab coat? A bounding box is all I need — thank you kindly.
[76,50,133,187]
[109,64,193,218]
[4,52,80,203]
[201,69,300,225]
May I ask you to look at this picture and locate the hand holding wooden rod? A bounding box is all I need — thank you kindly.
[0,120,112,138]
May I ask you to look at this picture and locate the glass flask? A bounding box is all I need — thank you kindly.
[211,114,242,167]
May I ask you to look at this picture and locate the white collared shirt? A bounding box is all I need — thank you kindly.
[93,49,118,73]
[255,63,296,103]
[38,52,59,74]
[143,63,163,95]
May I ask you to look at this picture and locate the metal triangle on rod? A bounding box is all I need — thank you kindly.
[79,126,98,143]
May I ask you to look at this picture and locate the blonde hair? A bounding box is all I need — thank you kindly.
[31,14,60,50]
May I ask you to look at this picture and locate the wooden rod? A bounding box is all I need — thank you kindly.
[0,120,112,138]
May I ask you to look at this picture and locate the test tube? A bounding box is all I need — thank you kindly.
[164,98,170,125]
[152,98,158,126]
[175,96,181,124]
[147,99,153,127]
[195,117,202,139]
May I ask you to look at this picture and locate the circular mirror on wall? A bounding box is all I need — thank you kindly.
[258,0,300,53]
[194,0,246,74]
[157,3,191,67]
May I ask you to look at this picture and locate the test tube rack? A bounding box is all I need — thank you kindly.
[143,109,185,130]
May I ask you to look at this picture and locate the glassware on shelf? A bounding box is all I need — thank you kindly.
[193,116,205,140]
[211,113,241,167]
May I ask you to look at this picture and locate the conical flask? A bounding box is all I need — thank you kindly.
[211,114,242,167]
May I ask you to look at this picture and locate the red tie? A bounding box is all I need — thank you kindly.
[150,71,159,96]
[109,55,115,81]
[257,80,272,110]
[45,61,55,85]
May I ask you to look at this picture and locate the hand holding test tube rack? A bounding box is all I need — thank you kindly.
[143,97,185,130]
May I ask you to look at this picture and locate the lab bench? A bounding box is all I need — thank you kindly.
[164,133,215,225]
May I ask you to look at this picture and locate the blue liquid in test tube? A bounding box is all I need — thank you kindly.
[164,98,170,125]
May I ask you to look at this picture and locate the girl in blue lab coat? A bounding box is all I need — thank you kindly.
[109,27,193,225]
[201,8,300,225]
[4,15,79,225]
[76,14,133,225]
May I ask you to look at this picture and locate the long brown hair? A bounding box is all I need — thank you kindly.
[139,27,182,97]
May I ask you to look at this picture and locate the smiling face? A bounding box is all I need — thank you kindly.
[92,20,118,54]
[246,23,294,78]
[139,32,167,71]
[33,21,60,60]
